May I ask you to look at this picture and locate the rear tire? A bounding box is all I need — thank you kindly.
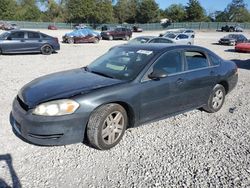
[93,38,99,43]
[108,35,113,40]
[87,103,127,150]
[41,44,53,55]
[203,84,226,113]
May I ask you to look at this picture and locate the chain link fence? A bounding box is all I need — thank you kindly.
[5,21,250,31]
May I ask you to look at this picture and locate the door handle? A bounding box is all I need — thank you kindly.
[176,78,184,85]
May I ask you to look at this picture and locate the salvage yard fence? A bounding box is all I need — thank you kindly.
[5,21,250,31]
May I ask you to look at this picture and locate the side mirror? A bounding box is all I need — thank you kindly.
[148,69,168,80]
[7,36,12,40]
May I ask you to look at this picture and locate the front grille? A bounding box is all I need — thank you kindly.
[17,96,30,111]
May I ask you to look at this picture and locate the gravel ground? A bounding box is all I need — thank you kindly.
[0,29,250,188]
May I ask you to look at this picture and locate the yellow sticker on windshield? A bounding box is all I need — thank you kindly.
[137,50,153,55]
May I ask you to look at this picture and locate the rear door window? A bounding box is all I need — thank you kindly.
[185,51,209,70]
[178,34,188,39]
[209,54,221,66]
[27,32,40,39]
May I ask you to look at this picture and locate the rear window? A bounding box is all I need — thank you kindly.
[185,51,209,70]
[41,33,50,39]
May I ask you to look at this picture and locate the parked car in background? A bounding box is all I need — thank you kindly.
[132,26,143,32]
[73,23,87,30]
[148,37,174,44]
[1,23,19,30]
[235,42,250,53]
[128,36,155,44]
[101,27,132,40]
[221,25,243,32]
[163,33,194,45]
[0,21,5,30]
[48,25,58,30]
[10,44,238,150]
[159,28,195,37]
[234,26,244,32]
[219,34,248,45]
[0,30,60,55]
[62,28,101,44]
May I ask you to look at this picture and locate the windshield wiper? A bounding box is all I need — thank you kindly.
[90,70,114,79]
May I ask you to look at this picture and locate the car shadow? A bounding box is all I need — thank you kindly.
[211,42,220,45]
[231,59,250,70]
[1,52,58,56]
[0,154,21,188]
[225,49,235,52]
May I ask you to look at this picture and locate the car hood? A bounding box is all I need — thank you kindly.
[18,68,124,108]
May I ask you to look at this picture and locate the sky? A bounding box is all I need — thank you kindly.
[155,0,250,13]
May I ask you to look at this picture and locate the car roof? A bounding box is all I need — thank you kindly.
[8,30,40,33]
[115,43,208,53]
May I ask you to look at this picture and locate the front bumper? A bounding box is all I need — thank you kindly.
[10,97,88,146]
[219,40,235,45]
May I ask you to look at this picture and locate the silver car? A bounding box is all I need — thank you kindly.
[163,33,194,45]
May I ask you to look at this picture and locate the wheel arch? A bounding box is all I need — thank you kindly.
[86,100,136,130]
[218,80,229,94]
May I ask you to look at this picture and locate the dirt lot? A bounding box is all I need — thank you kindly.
[0,29,250,187]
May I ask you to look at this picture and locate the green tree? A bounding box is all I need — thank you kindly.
[185,0,206,21]
[16,0,41,21]
[226,0,250,22]
[114,0,130,23]
[66,0,95,23]
[94,0,114,23]
[0,0,17,20]
[165,4,186,22]
[136,0,160,23]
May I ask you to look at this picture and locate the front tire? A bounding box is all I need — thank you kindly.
[124,35,130,41]
[67,38,74,44]
[41,44,53,55]
[203,84,226,113]
[87,103,127,150]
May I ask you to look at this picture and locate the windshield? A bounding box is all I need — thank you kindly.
[128,37,151,44]
[0,32,10,39]
[87,47,155,81]
[164,33,176,39]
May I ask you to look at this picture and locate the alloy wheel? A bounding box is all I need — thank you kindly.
[101,111,125,145]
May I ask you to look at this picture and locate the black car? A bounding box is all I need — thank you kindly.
[10,44,238,150]
[0,30,60,55]
[101,27,132,40]
[221,25,235,32]
[219,34,248,45]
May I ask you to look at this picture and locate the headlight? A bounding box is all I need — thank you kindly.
[33,99,79,116]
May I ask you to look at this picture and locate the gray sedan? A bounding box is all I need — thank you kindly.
[163,33,194,45]
[0,30,60,55]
